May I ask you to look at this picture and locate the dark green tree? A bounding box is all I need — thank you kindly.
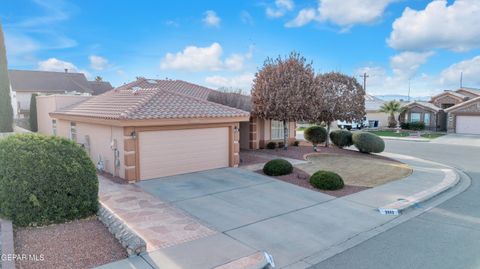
[0,23,13,132]
[29,93,38,132]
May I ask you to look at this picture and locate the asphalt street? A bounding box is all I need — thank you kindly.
[310,139,480,269]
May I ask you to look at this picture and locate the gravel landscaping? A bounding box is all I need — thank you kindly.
[14,218,127,269]
[256,168,369,197]
[240,145,402,164]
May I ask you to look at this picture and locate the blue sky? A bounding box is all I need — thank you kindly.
[1,0,480,96]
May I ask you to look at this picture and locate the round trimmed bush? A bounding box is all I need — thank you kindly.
[0,134,98,226]
[263,159,293,176]
[304,126,327,150]
[352,132,385,153]
[309,171,344,190]
[329,130,353,148]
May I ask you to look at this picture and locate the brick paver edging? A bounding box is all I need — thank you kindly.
[97,205,147,256]
[0,219,15,269]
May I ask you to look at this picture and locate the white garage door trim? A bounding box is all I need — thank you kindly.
[456,115,480,135]
[138,127,230,180]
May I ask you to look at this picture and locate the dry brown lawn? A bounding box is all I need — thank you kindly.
[296,154,412,188]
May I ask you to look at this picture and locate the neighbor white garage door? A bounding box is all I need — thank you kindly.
[138,127,229,180]
[456,116,480,135]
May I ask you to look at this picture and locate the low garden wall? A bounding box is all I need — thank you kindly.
[97,205,146,256]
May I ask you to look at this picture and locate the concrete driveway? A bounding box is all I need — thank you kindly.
[136,168,395,267]
[431,133,480,147]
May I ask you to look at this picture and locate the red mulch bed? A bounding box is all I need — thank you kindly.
[241,144,401,164]
[256,168,369,197]
[14,218,127,269]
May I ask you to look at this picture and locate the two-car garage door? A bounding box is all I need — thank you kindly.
[456,116,480,135]
[138,127,230,180]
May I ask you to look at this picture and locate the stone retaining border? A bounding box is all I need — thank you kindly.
[97,206,146,256]
[0,219,15,269]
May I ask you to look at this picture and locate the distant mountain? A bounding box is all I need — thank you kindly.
[374,95,430,102]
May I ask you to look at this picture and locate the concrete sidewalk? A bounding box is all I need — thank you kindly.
[95,154,460,269]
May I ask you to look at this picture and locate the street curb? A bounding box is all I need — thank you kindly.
[0,219,16,269]
[301,167,471,268]
[378,168,459,215]
[380,136,430,142]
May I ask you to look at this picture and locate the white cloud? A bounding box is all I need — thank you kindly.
[440,56,480,87]
[388,0,480,52]
[390,51,434,81]
[37,58,90,77]
[89,55,108,71]
[160,43,253,72]
[354,51,435,95]
[318,0,394,28]
[285,8,317,28]
[160,43,223,71]
[203,10,221,27]
[266,0,295,18]
[38,58,78,72]
[205,73,255,90]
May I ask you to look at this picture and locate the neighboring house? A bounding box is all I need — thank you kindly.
[9,82,18,118]
[88,80,114,95]
[8,69,113,118]
[445,96,480,134]
[37,79,250,181]
[400,87,480,133]
[365,94,389,128]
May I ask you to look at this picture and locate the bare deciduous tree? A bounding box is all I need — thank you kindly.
[252,52,315,150]
[310,72,365,147]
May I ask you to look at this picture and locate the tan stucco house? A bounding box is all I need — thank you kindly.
[400,87,480,133]
[37,78,296,181]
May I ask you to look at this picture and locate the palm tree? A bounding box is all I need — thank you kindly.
[379,100,403,128]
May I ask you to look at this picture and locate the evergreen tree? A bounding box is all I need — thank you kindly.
[29,93,38,132]
[0,22,13,132]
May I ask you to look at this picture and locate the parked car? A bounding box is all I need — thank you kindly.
[337,118,369,130]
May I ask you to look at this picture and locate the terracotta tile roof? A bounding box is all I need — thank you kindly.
[116,78,213,100]
[431,90,467,100]
[406,101,441,112]
[53,87,249,120]
[445,96,480,113]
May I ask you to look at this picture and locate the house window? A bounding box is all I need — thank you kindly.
[70,122,77,142]
[424,113,431,125]
[410,113,421,123]
[271,120,285,140]
[52,119,57,136]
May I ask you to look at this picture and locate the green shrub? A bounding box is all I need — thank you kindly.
[0,134,98,226]
[352,132,385,153]
[329,130,353,148]
[409,122,425,131]
[309,171,344,190]
[266,141,277,149]
[293,140,300,147]
[278,141,285,148]
[263,159,293,176]
[400,122,410,130]
[297,126,306,131]
[304,126,327,151]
